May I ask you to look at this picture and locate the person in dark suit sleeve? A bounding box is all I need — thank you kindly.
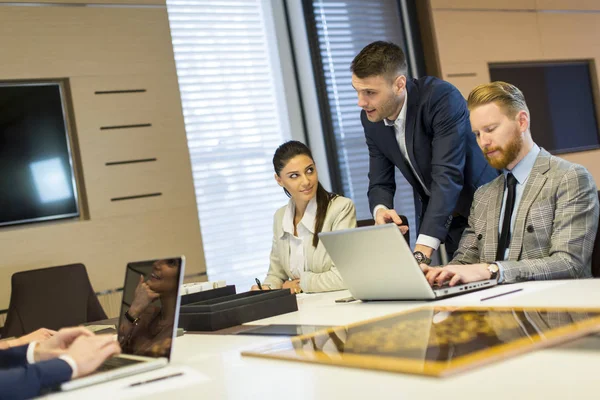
[351,41,499,263]
[0,327,120,400]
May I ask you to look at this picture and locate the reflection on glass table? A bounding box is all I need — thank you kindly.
[237,325,336,337]
[242,306,600,377]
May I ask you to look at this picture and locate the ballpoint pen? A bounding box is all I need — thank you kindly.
[255,277,264,291]
[480,288,523,302]
[128,372,184,387]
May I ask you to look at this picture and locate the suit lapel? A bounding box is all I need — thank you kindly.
[404,81,419,179]
[508,151,551,261]
[485,176,505,261]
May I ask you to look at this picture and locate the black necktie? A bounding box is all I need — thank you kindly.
[496,173,518,261]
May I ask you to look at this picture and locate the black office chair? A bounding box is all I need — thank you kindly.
[1,263,107,338]
[357,215,410,244]
[591,191,600,278]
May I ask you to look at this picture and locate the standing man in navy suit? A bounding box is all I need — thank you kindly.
[351,41,498,262]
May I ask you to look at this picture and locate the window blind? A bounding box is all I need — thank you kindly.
[308,0,416,243]
[167,0,291,289]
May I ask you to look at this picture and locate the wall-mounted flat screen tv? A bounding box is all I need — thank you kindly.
[489,61,600,154]
[0,82,80,227]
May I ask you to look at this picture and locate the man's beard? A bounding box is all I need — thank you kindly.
[369,95,402,122]
[483,129,523,170]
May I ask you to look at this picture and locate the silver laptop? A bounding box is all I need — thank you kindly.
[61,256,185,391]
[319,224,496,301]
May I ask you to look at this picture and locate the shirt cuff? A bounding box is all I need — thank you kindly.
[26,341,38,364]
[416,234,441,251]
[495,262,506,283]
[372,204,388,219]
[58,355,78,379]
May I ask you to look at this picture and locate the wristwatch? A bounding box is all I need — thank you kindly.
[487,263,500,281]
[413,251,432,265]
[124,310,140,325]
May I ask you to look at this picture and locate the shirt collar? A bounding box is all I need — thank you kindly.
[281,196,318,236]
[383,91,408,127]
[504,143,540,185]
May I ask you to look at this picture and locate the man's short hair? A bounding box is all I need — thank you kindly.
[350,41,408,80]
[467,81,530,118]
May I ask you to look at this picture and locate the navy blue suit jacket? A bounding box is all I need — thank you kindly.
[363,76,499,242]
[0,345,72,400]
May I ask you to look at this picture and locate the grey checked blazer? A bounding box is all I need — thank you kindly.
[450,149,599,283]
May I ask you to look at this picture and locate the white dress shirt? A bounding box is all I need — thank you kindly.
[281,197,317,280]
[27,341,78,378]
[373,92,440,250]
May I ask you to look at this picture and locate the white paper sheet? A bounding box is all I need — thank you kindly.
[44,365,209,399]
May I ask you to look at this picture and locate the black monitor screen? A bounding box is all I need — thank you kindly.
[0,82,79,227]
[489,61,600,154]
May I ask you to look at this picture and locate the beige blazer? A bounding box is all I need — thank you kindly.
[263,196,357,293]
[450,149,599,282]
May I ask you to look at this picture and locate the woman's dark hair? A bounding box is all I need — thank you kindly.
[273,140,338,247]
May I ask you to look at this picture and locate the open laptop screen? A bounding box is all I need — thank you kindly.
[117,257,184,360]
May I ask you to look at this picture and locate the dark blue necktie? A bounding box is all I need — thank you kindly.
[496,173,518,261]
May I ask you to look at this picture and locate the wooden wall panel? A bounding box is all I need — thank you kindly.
[0,6,176,79]
[69,74,198,220]
[79,128,187,169]
[537,13,600,59]
[6,0,166,4]
[87,159,197,219]
[70,75,184,129]
[0,3,206,311]
[431,0,536,10]
[441,63,490,98]
[432,11,542,68]
[536,0,600,10]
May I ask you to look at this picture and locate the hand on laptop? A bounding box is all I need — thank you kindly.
[374,208,409,235]
[34,327,121,378]
[34,327,93,362]
[65,334,121,378]
[421,263,492,287]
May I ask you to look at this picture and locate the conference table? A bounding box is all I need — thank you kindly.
[48,280,600,400]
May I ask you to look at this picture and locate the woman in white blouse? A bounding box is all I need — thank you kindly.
[251,140,357,294]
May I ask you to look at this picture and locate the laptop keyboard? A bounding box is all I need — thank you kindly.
[433,281,451,289]
[96,356,144,372]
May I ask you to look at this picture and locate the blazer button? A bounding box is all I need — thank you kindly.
[527,225,534,233]
[477,234,482,240]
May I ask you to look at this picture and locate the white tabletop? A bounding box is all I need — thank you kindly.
[48,280,600,400]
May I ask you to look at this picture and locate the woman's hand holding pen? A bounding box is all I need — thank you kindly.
[251,285,270,291]
[251,277,271,291]
[251,277,301,293]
